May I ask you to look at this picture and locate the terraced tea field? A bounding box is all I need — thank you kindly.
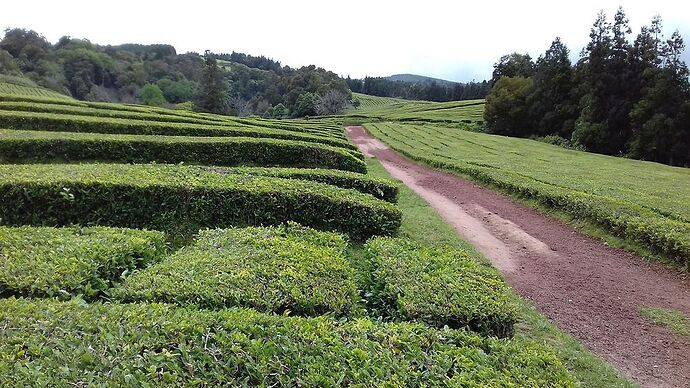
[0,84,575,385]
[366,122,690,267]
[345,92,485,126]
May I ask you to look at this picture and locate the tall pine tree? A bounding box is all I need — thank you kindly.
[194,51,229,114]
[529,38,577,138]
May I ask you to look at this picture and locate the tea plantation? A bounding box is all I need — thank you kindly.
[365,122,690,267]
[0,84,574,385]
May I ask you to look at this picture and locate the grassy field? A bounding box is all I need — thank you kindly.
[0,85,576,385]
[365,121,690,267]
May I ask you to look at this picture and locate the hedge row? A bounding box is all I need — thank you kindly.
[384,146,690,268]
[0,299,575,386]
[0,129,367,173]
[0,101,347,139]
[0,101,233,127]
[211,166,398,202]
[0,164,401,240]
[231,116,346,138]
[0,226,166,298]
[0,110,359,152]
[363,237,518,338]
[115,224,359,316]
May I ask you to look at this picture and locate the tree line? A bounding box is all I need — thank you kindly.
[484,8,689,166]
[0,28,351,117]
[346,76,490,102]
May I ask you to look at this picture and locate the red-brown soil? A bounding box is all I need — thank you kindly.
[347,126,690,388]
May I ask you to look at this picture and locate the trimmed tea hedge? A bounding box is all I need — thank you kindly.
[0,129,366,173]
[211,166,398,202]
[0,101,348,139]
[0,164,401,240]
[385,149,690,268]
[364,237,518,338]
[0,110,358,151]
[0,97,348,139]
[0,226,166,298]
[115,224,358,316]
[0,101,235,126]
[0,298,575,386]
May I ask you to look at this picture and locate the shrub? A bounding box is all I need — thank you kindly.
[372,134,690,268]
[0,110,358,151]
[0,129,367,173]
[0,298,575,386]
[114,224,358,316]
[0,101,228,126]
[0,226,166,298]
[211,166,398,202]
[363,237,518,337]
[0,164,401,241]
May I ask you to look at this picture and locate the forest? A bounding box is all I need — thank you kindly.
[0,28,350,117]
[484,8,690,166]
[346,76,490,102]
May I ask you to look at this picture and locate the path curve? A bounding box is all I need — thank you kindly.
[347,126,690,388]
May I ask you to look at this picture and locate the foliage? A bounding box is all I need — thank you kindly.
[0,28,353,117]
[363,157,633,387]
[194,52,228,114]
[139,83,166,106]
[345,92,485,127]
[366,122,690,267]
[484,76,534,136]
[212,166,398,202]
[0,298,575,386]
[490,53,535,85]
[348,75,490,102]
[0,82,71,99]
[0,110,358,151]
[315,89,349,115]
[293,92,318,117]
[0,163,401,240]
[156,77,197,103]
[115,224,359,316]
[0,226,166,298]
[485,9,690,166]
[363,237,518,337]
[0,129,367,173]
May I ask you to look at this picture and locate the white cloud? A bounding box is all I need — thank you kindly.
[1,0,688,82]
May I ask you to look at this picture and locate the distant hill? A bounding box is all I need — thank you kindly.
[386,74,459,87]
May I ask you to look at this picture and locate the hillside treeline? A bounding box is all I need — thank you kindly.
[346,76,490,102]
[0,28,350,117]
[484,9,690,166]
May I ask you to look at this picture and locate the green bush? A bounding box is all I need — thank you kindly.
[0,110,358,151]
[0,101,230,126]
[115,224,358,316]
[0,164,401,241]
[211,166,398,202]
[363,237,518,338]
[0,298,575,386]
[0,129,367,173]
[0,226,166,298]
[387,149,690,267]
[140,84,167,107]
[0,95,349,139]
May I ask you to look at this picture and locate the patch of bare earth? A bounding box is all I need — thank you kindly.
[347,126,690,388]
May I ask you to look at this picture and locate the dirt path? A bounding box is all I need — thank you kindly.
[347,126,690,388]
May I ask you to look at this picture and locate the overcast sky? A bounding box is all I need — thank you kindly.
[2,1,689,82]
